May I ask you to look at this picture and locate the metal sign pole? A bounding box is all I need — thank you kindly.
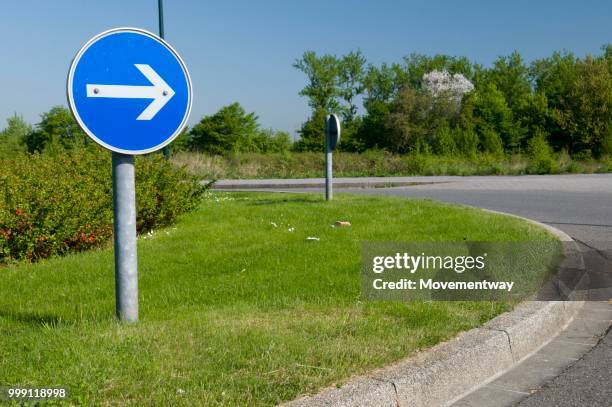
[325,136,333,201]
[112,153,138,322]
[158,0,165,38]
[158,0,170,160]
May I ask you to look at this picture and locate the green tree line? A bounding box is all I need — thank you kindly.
[0,103,292,156]
[1,45,610,159]
[294,45,612,157]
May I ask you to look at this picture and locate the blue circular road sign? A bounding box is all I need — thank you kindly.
[67,27,192,154]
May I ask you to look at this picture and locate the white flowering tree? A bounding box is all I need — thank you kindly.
[422,70,474,102]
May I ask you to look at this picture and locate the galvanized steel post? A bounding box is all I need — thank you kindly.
[325,138,333,200]
[112,153,138,322]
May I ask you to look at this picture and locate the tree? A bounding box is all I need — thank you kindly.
[336,116,365,152]
[294,50,366,151]
[293,51,341,113]
[472,52,533,150]
[529,51,578,151]
[356,63,408,150]
[530,51,578,109]
[22,106,86,153]
[358,55,473,152]
[554,56,612,155]
[529,50,612,154]
[292,109,328,152]
[403,53,473,90]
[471,84,518,150]
[602,43,612,73]
[422,70,474,129]
[484,52,532,112]
[356,100,391,150]
[519,92,553,149]
[189,103,260,154]
[384,88,436,153]
[362,63,407,105]
[0,114,30,157]
[189,103,291,154]
[168,126,191,153]
[602,43,612,59]
[338,50,366,122]
[422,70,474,102]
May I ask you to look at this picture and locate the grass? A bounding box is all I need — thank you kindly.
[172,150,612,180]
[0,192,556,405]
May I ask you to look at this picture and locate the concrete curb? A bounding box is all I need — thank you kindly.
[283,212,586,407]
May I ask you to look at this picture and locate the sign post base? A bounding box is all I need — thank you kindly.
[325,149,333,201]
[112,153,138,322]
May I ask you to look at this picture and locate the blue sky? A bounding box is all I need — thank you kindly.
[1,0,610,137]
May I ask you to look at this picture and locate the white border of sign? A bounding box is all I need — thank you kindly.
[67,27,193,155]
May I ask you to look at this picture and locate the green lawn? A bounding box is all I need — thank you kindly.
[0,192,555,405]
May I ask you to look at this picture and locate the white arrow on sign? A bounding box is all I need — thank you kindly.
[86,64,175,120]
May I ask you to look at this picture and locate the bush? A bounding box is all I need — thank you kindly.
[252,129,292,153]
[479,127,504,155]
[527,132,558,174]
[598,126,612,157]
[454,128,479,156]
[433,126,456,155]
[0,149,206,263]
[172,150,612,180]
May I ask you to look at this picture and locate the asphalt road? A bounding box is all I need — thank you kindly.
[217,174,612,406]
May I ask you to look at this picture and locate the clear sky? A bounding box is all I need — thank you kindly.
[1,0,610,137]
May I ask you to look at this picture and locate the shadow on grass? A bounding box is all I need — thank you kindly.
[0,308,111,327]
[0,309,66,327]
